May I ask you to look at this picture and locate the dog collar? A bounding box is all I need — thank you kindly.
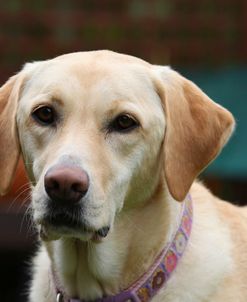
[55,195,193,302]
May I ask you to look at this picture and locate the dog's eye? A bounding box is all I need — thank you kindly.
[32,106,56,126]
[110,114,139,132]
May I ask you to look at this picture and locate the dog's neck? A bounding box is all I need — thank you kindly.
[46,189,183,301]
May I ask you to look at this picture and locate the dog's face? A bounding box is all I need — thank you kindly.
[16,52,166,241]
[0,51,234,242]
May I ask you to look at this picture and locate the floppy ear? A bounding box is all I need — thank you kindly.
[0,73,24,195]
[154,67,235,201]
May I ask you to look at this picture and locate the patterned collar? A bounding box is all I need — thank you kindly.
[55,195,193,302]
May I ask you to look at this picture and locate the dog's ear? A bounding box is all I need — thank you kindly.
[153,67,235,201]
[0,73,25,195]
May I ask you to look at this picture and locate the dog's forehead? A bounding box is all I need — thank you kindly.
[24,51,152,89]
[21,51,162,113]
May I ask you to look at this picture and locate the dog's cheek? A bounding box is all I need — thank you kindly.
[31,184,47,223]
[123,139,163,208]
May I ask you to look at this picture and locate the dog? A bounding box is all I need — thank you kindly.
[0,50,246,302]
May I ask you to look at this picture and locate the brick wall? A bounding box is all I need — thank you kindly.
[0,0,246,84]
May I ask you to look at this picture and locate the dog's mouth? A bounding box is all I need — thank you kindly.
[39,210,110,242]
[45,212,83,228]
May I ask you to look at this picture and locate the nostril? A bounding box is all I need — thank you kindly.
[52,180,59,190]
[44,177,60,202]
[47,179,59,191]
[71,182,86,194]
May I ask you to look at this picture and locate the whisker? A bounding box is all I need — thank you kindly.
[20,195,33,234]
[23,206,37,237]
[6,186,31,214]
[15,181,35,194]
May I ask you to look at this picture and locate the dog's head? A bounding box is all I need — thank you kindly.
[0,51,234,241]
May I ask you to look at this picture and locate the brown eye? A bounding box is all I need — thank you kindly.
[111,114,139,132]
[32,106,56,126]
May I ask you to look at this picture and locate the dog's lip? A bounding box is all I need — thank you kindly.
[39,224,61,241]
[37,217,110,242]
[39,223,94,242]
[44,212,83,229]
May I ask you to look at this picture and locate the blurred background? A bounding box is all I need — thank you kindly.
[0,1,246,301]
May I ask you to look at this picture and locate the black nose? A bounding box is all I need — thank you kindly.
[44,165,89,204]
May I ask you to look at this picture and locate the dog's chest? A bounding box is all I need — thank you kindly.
[53,239,123,299]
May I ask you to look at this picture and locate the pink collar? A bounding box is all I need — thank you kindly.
[54,195,193,302]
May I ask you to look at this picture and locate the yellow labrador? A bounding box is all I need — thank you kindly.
[0,51,246,302]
